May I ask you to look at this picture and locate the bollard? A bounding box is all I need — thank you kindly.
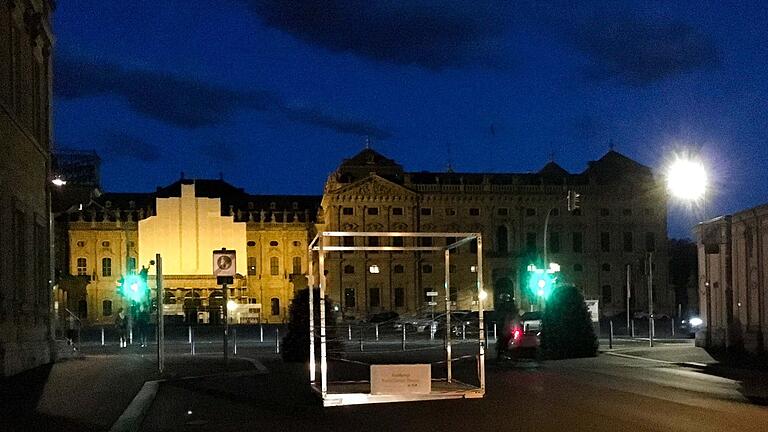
[401,325,406,351]
[609,321,614,349]
[188,325,192,344]
[129,327,133,345]
[462,323,466,340]
[233,327,238,355]
[631,320,635,338]
[375,324,379,341]
[493,323,497,341]
[359,327,364,352]
[260,324,264,343]
[191,327,195,355]
[101,327,105,346]
[671,319,675,337]
[348,324,352,341]
[276,328,280,354]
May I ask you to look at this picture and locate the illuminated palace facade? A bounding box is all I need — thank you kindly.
[59,148,671,325]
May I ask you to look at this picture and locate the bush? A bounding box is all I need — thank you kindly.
[281,288,338,362]
[541,285,598,359]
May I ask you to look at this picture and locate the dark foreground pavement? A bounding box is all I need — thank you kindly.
[141,345,768,432]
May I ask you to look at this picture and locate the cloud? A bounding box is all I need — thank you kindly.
[561,14,720,85]
[101,131,161,162]
[54,56,391,138]
[239,0,510,70]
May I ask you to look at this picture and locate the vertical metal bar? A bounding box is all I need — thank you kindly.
[348,324,352,341]
[375,324,379,341]
[276,328,280,354]
[626,264,631,336]
[308,250,315,384]
[671,318,675,337]
[477,234,486,392]
[156,254,164,373]
[462,324,466,340]
[359,327,364,352]
[233,327,237,355]
[260,324,264,342]
[224,282,229,364]
[319,235,328,398]
[402,325,406,351]
[648,252,654,348]
[493,323,497,341]
[188,325,192,344]
[191,326,195,355]
[609,320,613,349]
[631,319,635,338]
[101,327,105,346]
[445,249,452,383]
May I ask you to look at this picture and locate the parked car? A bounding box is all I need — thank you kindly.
[679,316,703,338]
[499,312,541,360]
[368,311,399,324]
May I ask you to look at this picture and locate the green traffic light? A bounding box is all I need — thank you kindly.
[526,263,558,299]
[120,273,148,303]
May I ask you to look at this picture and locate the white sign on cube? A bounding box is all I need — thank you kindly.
[213,249,237,276]
[426,291,438,297]
[370,364,431,395]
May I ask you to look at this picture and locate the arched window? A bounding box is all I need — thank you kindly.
[496,226,508,254]
[601,263,611,272]
[344,264,355,274]
[163,291,176,304]
[248,257,257,275]
[77,257,88,276]
[270,257,279,275]
[102,257,112,277]
[270,298,280,316]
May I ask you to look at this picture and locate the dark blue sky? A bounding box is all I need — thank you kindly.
[53,1,768,239]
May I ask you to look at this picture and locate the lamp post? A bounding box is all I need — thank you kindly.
[666,155,708,344]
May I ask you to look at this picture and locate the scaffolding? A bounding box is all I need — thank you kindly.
[308,231,486,406]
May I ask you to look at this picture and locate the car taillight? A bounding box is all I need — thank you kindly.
[512,327,522,342]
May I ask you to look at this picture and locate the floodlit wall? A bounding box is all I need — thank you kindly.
[139,184,246,276]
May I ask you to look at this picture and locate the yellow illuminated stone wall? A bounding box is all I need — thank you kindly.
[139,184,247,276]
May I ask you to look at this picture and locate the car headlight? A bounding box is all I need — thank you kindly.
[689,317,703,327]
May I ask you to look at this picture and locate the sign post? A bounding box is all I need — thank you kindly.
[156,254,164,373]
[213,248,236,365]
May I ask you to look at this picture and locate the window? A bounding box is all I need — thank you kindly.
[602,285,612,303]
[645,232,656,252]
[600,208,610,217]
[344,288,356,308]
[526,208,536,216]
[420,207,432,216]
[623,208,632,216]
[497,208,508,216]
[549,232,560,253]
[572,232,583,253]
[269,240,279,247]
[423,288,434,302]
[574,264,583,272]
[102,257,112,277]
[420,237,433,247]
[77,257,88,276]
[550,208,560,217]
[602,263,611,272]
[127,257,137,272]
[369,288,380,307]
[102,299,113,316]
[270,298,280,316]
[422,264,433,273]
[600,232,610,252]
[469,208,480,216]
[496,226,508,254]
[343,236,355,247]
[292,257,301,275]
[470,239,478,254]
[623,232,633,252]
[247,257,257,275]
[526,232,537,251]
[393,264,404,273]
[392,207,403,216]
[270,257,279,276]
[368,236,379,247]
[391,236,403,247]
[450,286,458,302]
[247,241,256,247]
[342,207,354,215]
[101,241,110,248]
[76,240,85,247]
[367,207,379,215]
[292,241,301,247]
[445,208,456,216]
[395,288,405,307]
[344,264,355,274]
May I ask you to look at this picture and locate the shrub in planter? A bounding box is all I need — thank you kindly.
[281,288,338,362]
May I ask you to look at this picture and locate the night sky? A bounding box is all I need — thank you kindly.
[53,1,768,239]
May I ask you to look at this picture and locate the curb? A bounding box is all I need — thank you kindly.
[109,380,160,432]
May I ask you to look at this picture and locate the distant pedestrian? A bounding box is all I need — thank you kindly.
[115,308,127,348]
[135,304,150,347]
[66,314,77,344]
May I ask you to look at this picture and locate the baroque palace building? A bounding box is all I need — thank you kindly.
[58,148,671,325]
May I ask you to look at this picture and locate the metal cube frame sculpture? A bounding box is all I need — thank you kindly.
[307,231,486,406]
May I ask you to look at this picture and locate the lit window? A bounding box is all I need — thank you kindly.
[102,257,112,277]
[77,257,88,276]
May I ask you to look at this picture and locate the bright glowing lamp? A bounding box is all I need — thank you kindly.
[667,158,707,201]
[227,299,238,311]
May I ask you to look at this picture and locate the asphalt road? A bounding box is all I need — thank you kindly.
[134,340,768,432]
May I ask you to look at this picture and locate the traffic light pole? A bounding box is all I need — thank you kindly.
[156,254,164,373]
[223,281,229,365]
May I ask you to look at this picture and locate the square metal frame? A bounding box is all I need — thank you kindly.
[307,231,486,406]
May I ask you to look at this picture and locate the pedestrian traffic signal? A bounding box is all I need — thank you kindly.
[117,269,149,303]
[526,263,559,299]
